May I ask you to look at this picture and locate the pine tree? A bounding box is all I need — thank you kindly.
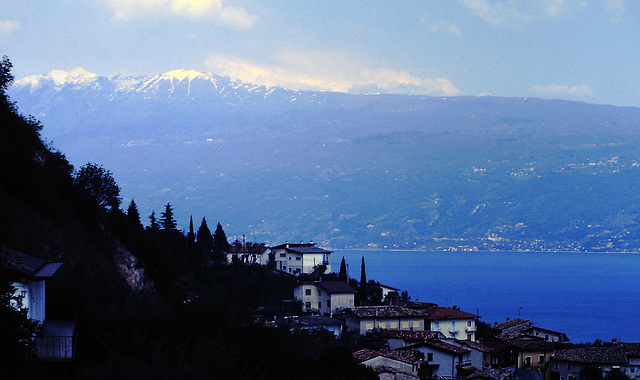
[127,199,142,228]
[339,256,347,282]
[159,203,177,231]
[197,217,213,264]
[148,210,159,231]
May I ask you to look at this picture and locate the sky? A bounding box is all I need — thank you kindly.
[1,0,639,107]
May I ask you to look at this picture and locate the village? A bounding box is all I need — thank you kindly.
[4,241,638,380]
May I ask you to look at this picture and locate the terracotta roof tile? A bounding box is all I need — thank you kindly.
[348,306,424,318]
[552,347,628,364]
[381,329,446,341]
[423,307,478,320]
[353,348,422,365]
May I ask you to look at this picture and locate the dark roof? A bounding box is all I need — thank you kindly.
[459,340,494,353]
[382,329,446,341]
[347,306,424,318]
[271,242,332,254]
[294,315,344,327]
[406,340,471,355]
[227,245,268,254]
[493,318,531,331]
[353,348,423,365]
[510,340,566,351]
[552,347,628,364]
[316,281,357,294]
[423,307,478,320]
[621,343,640,357]
[398,300,438,311]
[1,249,62,279]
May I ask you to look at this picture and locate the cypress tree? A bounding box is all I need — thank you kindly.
[359,256,368,303]
[212,222,230,265]
[339,256,347,282]
[187,216,196,248]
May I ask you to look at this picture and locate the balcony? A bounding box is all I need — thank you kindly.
[466,326,477,333]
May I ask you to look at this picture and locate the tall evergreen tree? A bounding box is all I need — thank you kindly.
[159,203,177,231]
[211,222,230,265]
[187,216,196,248]
[339,257,347,282]
[197,217,213,264]
[148,210,159,231]
[126,199,142,228]
[359,256,368,303]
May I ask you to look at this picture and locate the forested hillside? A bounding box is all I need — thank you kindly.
[0,57,375,379]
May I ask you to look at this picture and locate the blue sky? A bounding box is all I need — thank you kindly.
[1,0,638,106]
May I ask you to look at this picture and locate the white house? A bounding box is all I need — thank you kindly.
[353,348,423,378]
[294,281,357,316]
[2,249,75,361]
[271,242,332,275]
[225,244,271,265]
[402,339,473,380]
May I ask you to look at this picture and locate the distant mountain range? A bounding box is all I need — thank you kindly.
[10,69,640,251]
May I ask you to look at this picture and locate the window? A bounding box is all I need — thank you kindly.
[427,353,434,361]
[365,322,374,331]
[379,322,386,329]
[451,320,456,329]
[305,289,311,296]
[318,289,322,296]
[296,257,301,260]
[288,257,291,260]
[467,320,472,326]
[390,321,398,329]
[554,361,559,369]
[412,320,420,328]
[567,362,571,370]
[305,302,311,309]
[539,355,545,364]
[525,357,532,367]
[279,253,286,257]
[568,376,575,380]
[318,302,322,309]
[467,333,473,340]
[434,321,440,330]
[327,300,331,309]
[401,321,409,329]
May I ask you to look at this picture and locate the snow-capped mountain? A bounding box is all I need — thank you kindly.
[9,69,640,251]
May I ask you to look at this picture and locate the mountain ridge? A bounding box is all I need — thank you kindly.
[9,69,640,251]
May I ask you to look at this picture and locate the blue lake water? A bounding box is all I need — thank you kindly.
[337,250,640,343]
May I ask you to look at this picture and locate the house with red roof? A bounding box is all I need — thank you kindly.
[423,307,479,341]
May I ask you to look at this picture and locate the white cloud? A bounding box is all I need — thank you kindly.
[103,0,256,29]
[204,51,460,96]
[0,19,20,36]
[458,0,536,27]
[422,19,462,35]
[602,0,627,22]
[542,0,587,18]
[530,84,595,97]
[458,0,590,26]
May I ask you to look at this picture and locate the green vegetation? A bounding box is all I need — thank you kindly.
[0,57,375,379]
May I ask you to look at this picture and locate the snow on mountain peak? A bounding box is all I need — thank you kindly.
[16,67,98,89]
[160,69,213,82]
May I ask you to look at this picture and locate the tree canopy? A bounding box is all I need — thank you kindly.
[74,163,121,210]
